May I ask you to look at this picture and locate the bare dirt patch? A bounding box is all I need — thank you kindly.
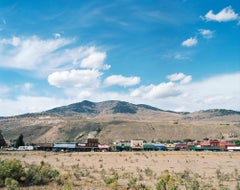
[0,151,239,189]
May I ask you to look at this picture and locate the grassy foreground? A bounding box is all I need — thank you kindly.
[0,151,240,190]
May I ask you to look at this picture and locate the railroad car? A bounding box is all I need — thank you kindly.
[154,144,167,151]
[114,140,131,151]
[143,143,155,151]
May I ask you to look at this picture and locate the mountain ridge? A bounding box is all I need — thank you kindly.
[1,100,239,118]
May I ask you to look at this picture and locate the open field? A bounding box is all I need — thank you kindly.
[0,151,240,189]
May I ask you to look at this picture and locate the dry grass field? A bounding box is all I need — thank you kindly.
[1,151,240,190]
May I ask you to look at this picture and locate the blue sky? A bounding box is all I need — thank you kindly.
[0,0,239,116]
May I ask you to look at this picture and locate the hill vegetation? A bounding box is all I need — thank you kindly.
[112,101,137,114]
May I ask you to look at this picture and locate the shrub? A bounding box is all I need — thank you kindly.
[25,162,59,185]
[103,171,118,189]
[144,167,153,177]
[127,176,137,189]
[104,175,118,185]
[0,159,26,186]
[0,159,59,188]
[61,183,73,190]
[4,178,20,190]
[156,179,166,190]
[156,171,178,190]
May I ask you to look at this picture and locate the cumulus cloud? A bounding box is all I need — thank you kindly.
[80,48,110,70]
[130,72,240,112]
[181,37,198,47]
[167,73,192,84]
[48,69,102,88]
[198,29,214,39]
[130,73,192,100]
[203,6,239,22]
[104,75,140,87]
[131,82,182,99]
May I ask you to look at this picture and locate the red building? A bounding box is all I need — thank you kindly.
[200,140,219,147]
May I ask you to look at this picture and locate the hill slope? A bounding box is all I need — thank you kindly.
[0,100,239,144]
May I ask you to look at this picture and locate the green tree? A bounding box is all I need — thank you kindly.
[0,130,7,147]
[15,134,25,148]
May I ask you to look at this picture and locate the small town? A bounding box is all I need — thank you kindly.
[1,135,240,152]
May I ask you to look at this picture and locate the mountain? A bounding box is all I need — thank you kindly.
[43,100,163,116]
[0,100,240,144]
[184,109,240,121]
[45,100,98,115]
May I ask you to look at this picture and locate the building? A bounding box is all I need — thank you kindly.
[200,139,219,147]
[130,139,144,150]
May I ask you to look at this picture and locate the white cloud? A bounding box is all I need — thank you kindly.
[23,83,33,91]
[0,36,21,46]
[0,85,10,97]
[167,73,192,84]
[174,53,189,60]
[53,33,61,38]
[80,47,110,70]
[203,6,239,22]
[167,73,185,81]
[0,36,110,77]
[203,95,232,104]
[131,82,182,99]
[48,69,102,88]
[0,96,71,116]
[104,75,140,87]
[198,29,214,39]
[0,36,73,71]
[180,75,192,84]
[178,72,240,111]
[181,37,198,47]
[130,72,240,112]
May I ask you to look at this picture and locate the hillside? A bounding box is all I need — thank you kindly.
[43,100,160,116]
[0,100,240,144]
